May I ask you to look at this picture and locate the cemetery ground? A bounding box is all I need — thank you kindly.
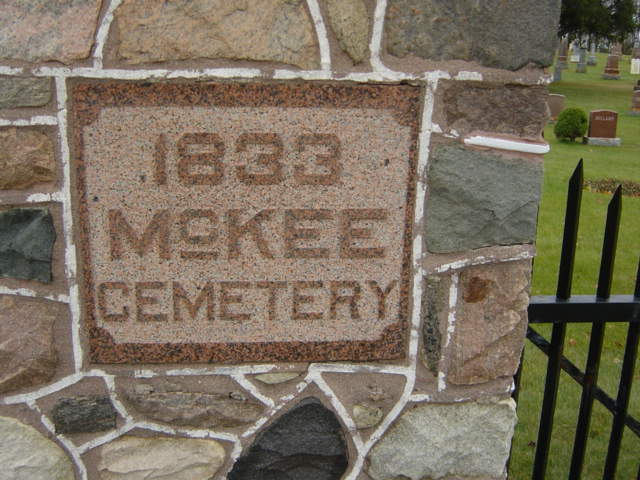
[510,53,640,479]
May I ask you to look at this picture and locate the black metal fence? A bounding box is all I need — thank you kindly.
[511,160,640,479]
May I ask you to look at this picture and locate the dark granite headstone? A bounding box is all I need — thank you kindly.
[52,396,117,434]
[229,397,348,480]
[0,208,55,283]
[603,54,621,79]
[631,91,640,115]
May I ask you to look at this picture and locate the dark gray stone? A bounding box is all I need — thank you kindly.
[384,0,561,71]
[0,76,52,108]
[229,397,348,480]
[52,396,117,434]
[0,208,55,283]
[421,275,444,375]
[437,82,549,138]
[424,145,542,253]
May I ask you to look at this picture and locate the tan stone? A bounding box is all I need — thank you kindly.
[0,128,55,190]
[115,0,319,69]
[0,0,101,63]
[98,436,225,480]
[448,260,531,385]
[353,404,383,429]
[0,296,58,394]
[326,0,370,64]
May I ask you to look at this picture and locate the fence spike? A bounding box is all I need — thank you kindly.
[557,159,583,300]
[597,186,622,300]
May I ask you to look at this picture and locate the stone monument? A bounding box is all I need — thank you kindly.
[603,54,621,79]
[0,0,560,478]
[584,110,622,146]
[588,44,597,65]
[630,91,640,116]
[547,93,566,121]
[557,38,569,69]
[576,48,587,73]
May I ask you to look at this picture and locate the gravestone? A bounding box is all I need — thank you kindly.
[632,59,640,75]
[611,43,623,56]
[633,47,640,59]
[569,44,580,63]
[557,38,569,69]
[576,48,587,73]
[588,44,597,66]
[553,63,563,82]
[547,94,565,121]
[634,80,640,91]
[602,55,621,79]
[630,91,640,116]
[72,81,420,364]
[584,110,621,146]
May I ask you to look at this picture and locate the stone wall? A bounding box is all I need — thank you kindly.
[0,1,559,479]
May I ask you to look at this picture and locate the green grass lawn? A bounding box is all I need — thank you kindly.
[509,53,640,479]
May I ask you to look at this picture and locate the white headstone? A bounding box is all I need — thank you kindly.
[631,59,640,75]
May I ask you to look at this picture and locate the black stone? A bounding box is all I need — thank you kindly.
[52,396,117,434]
[422,275,443,375]
[0,208,55,283]
[229,397,348,480]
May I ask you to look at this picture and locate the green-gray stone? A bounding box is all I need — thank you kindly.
[52,396,117,434]
[0,76,52,108]
[0,208,55,282]
[421,275,444,374]
[424,145,542,253]
[385,0,561,71]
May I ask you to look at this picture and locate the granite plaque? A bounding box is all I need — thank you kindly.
[71,81,421,364]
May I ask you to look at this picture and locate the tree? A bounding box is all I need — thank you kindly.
[559,0,638,43]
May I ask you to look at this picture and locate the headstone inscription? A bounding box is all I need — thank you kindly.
[547,94,565,121]
[603,55,621,79]
[584,110,621,146]
[71,81,421,364]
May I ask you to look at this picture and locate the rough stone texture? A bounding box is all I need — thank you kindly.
[367,400,517,480]
[424,145,543,253]
[0,76,52,109]
[0,128,56,190]
[254,372,301,385]
[0,208,55,282]
[448,261,531,385]
[421,274,445,375]
[353,404,383,429]
[384,0,561,71]
[229,397,348,479]
[98,435,225,480]
[0,0,101,64]
[0,416,74,480]
[0,295,57,394]
[52,396,117,434]
[115,0,319,69]
[436,82,549,138]
[325,0,370,64]
[125,390,265,428]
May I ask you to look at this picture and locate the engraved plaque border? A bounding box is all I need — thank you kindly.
[70,80,421,364]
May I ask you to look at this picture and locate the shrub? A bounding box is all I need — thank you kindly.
[554,107,588,142]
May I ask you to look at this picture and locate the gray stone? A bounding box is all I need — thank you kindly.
[125,390,265,428]
[52,396,117,434]
[0,416,74,480]
[0,0,101,63]
[0,128,56,190]
[0,295,57,394]
[424,145,543,253]
[437,82,549,138]
[0,76,52,108]
[384,0,561,71]
[448,260,531,385]
[98,435,225,480]
[115,0,319,69]
[353,404,383,429]
[326,0,370,64]
[229,397,348,479]
[584,137,622,147]
[421,275,444,375]
[254,372,301,384]
[367,400,517,480]
[0,208,55,282]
